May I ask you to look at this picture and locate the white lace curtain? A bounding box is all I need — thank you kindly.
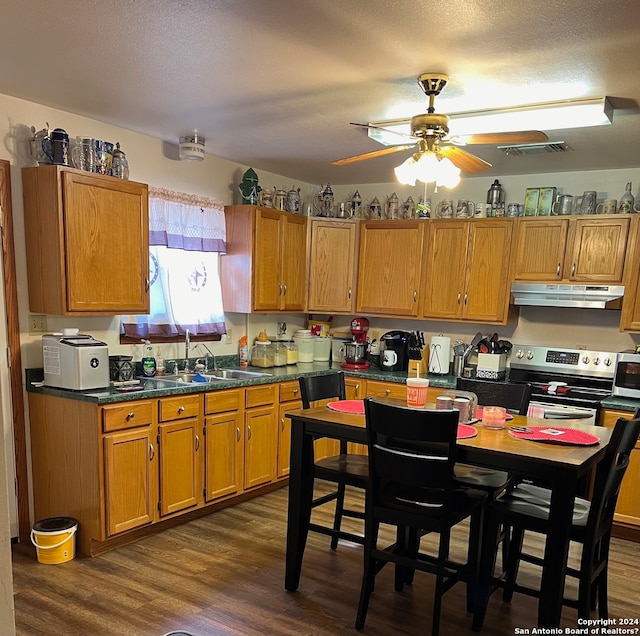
[121,188,227,338]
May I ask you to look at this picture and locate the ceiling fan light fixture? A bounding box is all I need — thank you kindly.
[179,132,205,161]
[394,151,460,188]
[370,97,613,146]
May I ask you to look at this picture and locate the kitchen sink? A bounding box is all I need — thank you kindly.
[160,373,224,383]
[159,369,272,383]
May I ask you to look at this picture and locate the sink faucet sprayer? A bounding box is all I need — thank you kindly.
[195,343,217,371]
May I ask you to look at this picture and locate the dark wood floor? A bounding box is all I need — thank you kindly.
[12,485,640,636]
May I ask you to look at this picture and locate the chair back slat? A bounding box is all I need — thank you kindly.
[456,378,532,415]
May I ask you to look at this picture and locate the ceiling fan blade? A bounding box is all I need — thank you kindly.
[452,130,549,145]
[439,146,492,173]
[331,144,414,166]
[350,122,416,141]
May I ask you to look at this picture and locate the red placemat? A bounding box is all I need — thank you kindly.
[457,424,478,439]
[327,400,365,415]
[476,408,513,421]
[508,426,600,446]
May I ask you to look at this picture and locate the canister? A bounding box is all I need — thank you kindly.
[293,330,314,363]
[272,341,288,367]
[313,336,332,362]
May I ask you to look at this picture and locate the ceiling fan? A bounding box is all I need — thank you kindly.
[332,73,549,174]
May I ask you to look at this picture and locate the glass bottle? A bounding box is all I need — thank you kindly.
[618,182,634,214]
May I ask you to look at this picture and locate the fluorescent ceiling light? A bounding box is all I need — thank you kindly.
[369,97,613,146]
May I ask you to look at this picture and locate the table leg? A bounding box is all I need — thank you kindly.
[285,417,315,591]
[538,470,578,626]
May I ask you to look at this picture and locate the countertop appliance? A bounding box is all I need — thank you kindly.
[341,316,370,370]
[379,330,410,372]
[43,333,110,390]
[612,351,640,399]
[509,343,617,426]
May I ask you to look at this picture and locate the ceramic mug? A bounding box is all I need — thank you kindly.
[577,190,597,215]
[506,203,520,217]
[596,199,617,215]
[435,199,453,218]
[455,200,475,218]
[474,202,489,218]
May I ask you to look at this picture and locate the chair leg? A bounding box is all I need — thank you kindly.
[466,507,483,613]
[355,519,379,630]
[500,522,511,575]
[502,527,524,603]
[394,525,410,592]
[432,529,451,636]
[330,481,347,550]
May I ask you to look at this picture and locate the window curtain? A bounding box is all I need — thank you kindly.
[121,188,227,338]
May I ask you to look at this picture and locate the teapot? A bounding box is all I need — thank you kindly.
[273,188,287,211]
[285,185,301,213]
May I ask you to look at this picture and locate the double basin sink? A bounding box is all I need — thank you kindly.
[149,369,272,385]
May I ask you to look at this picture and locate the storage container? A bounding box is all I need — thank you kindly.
[293,330,314,363]
[313,336,332,362]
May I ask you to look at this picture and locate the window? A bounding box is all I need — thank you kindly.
[121,188,227,340]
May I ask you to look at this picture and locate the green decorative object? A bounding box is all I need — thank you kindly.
[238,167,262,204]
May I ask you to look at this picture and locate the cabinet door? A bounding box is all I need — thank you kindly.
[357,221,425,316]
[566,217,629,282]
[63,171,149,312]
[422,220,468,320]
[278,400,302,477]
[511,218,569,281]
[205,411,243,502]
[245,405,277,489]
[104,426,156,536]
[280,214,307,311]
[308,219,358,313]
[345,376,365,400]
[253,209,283,311]
[158,418,203,517]
[463,220,513,323]
[620,217,640,332]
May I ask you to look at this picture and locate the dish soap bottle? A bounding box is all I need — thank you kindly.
[141,340,156,377]
[618,182,635,214]
[155,348,165,376]
[239,335,249,368]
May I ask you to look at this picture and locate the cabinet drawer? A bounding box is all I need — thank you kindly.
[102,400,154,432]
[204,389,243,415]
[279,380,301,403]
[366,380,407,400]
[159,395,201,422]
[245,384,278,409]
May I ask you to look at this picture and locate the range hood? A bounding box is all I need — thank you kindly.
[510,283,625,309]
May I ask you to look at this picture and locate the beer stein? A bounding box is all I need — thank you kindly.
[273,188,287,211]
[30,123,51,165]
[72,137,96,172]
[41,128,70,166]
[285,186,301,213]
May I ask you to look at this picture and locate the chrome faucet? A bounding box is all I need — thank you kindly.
[195,342,217,371]
[183,329,190,370]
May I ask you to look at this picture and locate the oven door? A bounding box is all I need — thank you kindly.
[528,400,598,426]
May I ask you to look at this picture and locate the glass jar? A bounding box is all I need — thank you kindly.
[284,340,298,365]
[272,341,288,367]
[250,341,274,368]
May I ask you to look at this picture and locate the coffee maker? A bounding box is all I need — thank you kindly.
[379,330,411,372]
[341,317,370,370]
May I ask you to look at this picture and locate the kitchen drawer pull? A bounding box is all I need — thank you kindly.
[149,443,155,461]
[556,263,561,277]
[126,412,135,420]
[293,388,298,394]
[236,427,241,442]
[464,292,468,305]
[457,292,461,305]
[247,425,252,440]
[195,435,200,451]
[385,389,391,395]
[571,263,576,277]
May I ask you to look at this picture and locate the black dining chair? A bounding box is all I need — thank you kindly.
[298,372,368,550]
[356,398,487,636]
[473,415,640,629]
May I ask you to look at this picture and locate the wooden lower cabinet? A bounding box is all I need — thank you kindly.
[244,384,279,489]
[599,408,640,540]
[277,380,302,478]
[204,389,244,502]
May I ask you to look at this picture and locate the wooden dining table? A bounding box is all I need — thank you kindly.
[284,399,613,628]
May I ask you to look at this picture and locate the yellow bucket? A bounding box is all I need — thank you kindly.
[30,517,78,564]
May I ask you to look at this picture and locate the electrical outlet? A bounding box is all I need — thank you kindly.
[224,328,232,345]
[29,314,48,334]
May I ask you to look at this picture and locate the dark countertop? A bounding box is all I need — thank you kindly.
[600,395,640,413]
[25,364,458,405]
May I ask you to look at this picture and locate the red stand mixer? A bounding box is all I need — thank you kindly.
[341,317,370,370]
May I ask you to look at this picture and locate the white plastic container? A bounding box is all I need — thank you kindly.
[313,336,332,362]
[293,330,314,363]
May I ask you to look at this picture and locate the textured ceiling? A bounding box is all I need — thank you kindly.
[2,0,640,185]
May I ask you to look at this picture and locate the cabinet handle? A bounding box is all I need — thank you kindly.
[236,427,241,442]
[571,263,576,277]
[413,290,417,303]
[293,388,298,394]
[457,292,461,305]
[282,283,287,296]
[247,425,252,440]
[178,405,185,414]
[348,287,352,300]
[385,389,391,395]
[149,443,155,461]
[281,417,285,431]
[279,283,283,295]
[195,435,200,451]
[126,412,135,420]
[145,278,150,292]
[556,263,561,277]
[464,292,468,305]
[355,383,360,397]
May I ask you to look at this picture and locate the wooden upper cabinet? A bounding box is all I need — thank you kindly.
[221,205,307,313]
[511,216,630,283]
[356,220,425,317]
[619,216,640,332]
[22,166,149,315]
[422,219,513,324]
[307,219,359,313]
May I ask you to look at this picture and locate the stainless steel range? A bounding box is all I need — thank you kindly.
[509,344,616,425]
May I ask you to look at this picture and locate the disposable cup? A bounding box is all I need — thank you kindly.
[482,406,507,429]
[406,377,429,408]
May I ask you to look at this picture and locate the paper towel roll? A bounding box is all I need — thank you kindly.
[429,335,451,375]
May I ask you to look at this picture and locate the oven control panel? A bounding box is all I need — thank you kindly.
[511,344,616,378]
